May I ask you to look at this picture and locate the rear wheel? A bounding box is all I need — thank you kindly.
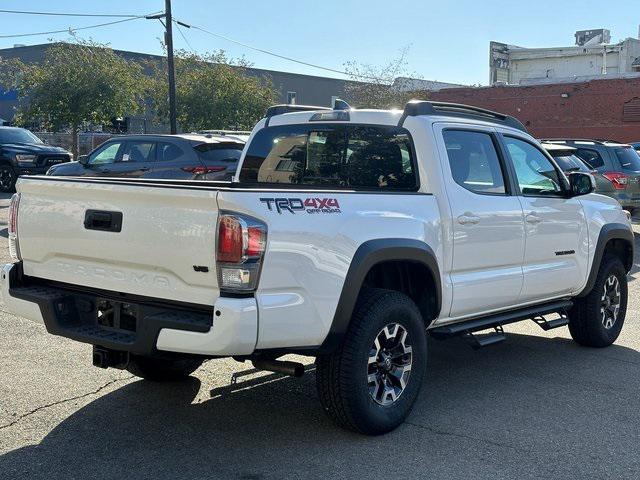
[126,354,203,381]
[0,165,17,193]
[569,254,627,347]
[316,288,427,435]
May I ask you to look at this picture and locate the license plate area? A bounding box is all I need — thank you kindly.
[96,299,139,333]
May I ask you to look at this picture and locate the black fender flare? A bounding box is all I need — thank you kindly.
[319,238,441,353]
[578,222,634,297]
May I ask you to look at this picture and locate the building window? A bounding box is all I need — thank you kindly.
[287,91,297,105]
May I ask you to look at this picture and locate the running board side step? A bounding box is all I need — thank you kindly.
[430,299,573,346]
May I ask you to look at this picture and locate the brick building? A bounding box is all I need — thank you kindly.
[430,76,640,143]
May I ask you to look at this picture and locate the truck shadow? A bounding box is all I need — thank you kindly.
[1,333,640,479]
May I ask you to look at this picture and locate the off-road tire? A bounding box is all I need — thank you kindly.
[569,254,628,347]
[316,288,428,435]
[0,165,17,193]
[126,354,203,381]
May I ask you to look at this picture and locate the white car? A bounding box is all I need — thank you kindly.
[2,100,634,435]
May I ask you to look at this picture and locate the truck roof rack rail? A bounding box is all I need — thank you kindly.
[540,138,627,145]
[399,100,527,132]
[265,104,331,118]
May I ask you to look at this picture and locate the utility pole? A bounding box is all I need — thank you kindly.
[164,0,177,134]
[147,2,177,134]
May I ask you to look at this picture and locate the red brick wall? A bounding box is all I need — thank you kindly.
[430,77,640,143]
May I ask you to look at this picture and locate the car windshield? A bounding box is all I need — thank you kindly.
[0,128,43,145]
[550,154,591,173]
[614,147,640,171]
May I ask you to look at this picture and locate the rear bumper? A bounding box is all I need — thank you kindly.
[608,192,640,209]
[1,263,257,357]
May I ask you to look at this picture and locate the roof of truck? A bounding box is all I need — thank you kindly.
[262,101,527,134]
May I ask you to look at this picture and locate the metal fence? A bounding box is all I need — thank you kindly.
[35,132,126,155]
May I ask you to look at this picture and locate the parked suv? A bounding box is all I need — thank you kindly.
[47,133,244,181]
[541,139,640,211]
[3,101,633,435]
[0,126,72,192]
[541,143,617,197]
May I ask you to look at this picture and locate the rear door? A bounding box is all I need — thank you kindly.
[109,140,156,178]
[500,134,588,301]
[436,125,525,318]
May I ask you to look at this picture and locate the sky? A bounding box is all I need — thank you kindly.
[1,0,639,86]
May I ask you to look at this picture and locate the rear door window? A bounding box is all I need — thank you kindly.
[575,148,605,169]
[157,142,184,162]
[239,124,417,190]
[443,130,506,195]
[120,141,155,163]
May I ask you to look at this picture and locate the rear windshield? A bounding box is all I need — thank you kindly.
[550,154,591,173]
[195,143,243,163]
[239,124,418,190]
[614,147,640,171]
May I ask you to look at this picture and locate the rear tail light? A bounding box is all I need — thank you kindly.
[8,193,21,262]
[216,212,266,293]
[602,172,629,190]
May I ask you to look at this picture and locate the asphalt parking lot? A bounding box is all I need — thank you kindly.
[1,192,639,480]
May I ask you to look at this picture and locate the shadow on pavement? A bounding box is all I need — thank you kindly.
[1,333,639,479]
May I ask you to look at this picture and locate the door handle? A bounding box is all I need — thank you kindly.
[139,167,150,172]
[525,213,543,224]
[457,213,480,225]
[84,210,123,232]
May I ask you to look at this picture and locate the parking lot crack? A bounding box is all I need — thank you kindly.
[0,375,134,431]
[404,420,527,453]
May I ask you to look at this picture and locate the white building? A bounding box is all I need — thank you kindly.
[490,29,640,85]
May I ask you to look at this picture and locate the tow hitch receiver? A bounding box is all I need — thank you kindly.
[92,346,129,369]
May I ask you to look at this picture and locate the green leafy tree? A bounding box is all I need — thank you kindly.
[149,50,278,132]
[343,47,426,109]
[1,38,147,156]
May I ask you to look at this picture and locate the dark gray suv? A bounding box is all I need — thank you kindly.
[541,139,640,211]
[47,134,244,181]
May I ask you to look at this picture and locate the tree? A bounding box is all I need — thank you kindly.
[1,38,147,156]
[149,50,278,132]
[343,47,426,109]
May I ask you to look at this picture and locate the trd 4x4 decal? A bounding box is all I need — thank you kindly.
[260,197,341,214]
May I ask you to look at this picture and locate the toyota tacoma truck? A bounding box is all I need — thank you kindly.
[1,101,634,435]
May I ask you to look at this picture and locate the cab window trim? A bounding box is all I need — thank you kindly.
[442,127,514,197]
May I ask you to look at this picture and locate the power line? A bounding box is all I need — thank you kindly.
[185,22,383,82]
[173,21,196,54]
[0,9,145,18]
[0,13,160,39]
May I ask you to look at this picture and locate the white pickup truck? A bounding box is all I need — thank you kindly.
[2,101,634,435]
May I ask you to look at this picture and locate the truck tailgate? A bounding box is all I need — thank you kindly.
[16,178,220,306]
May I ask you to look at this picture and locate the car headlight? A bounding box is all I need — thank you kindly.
[15,154,37,165]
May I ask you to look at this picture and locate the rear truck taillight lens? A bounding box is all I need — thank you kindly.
[602,172,629,190]
[8,193,21,262]
[216,212,267,293]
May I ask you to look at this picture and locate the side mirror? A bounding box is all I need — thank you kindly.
[567,172,595,197]
[78,155,89,166]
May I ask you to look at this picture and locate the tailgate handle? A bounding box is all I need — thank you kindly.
[84,210,123,232]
